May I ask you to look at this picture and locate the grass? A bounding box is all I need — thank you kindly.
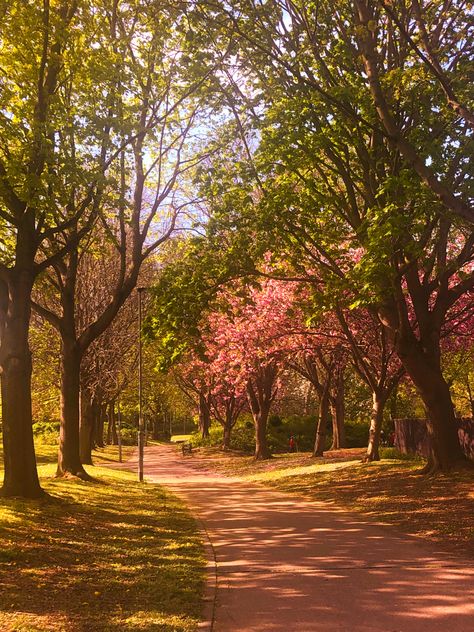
[192,446,474,558]
[170,436,192,444]
[0,443,205,632]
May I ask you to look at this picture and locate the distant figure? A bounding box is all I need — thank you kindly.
[289,436,297,453]
[389,431,396,447]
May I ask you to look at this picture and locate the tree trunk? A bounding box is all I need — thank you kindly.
[152,416,160,440]
[79,390,94,465]
[254,409,271,459]
[198,392,211,439]
[330,370,346,450]
[0,272,43,498]
[365,391,386,461]
[222,423,232,451]
[466,380,474,420]
[313,377,331,457]
[389,384,398,421]
[95,402,106,448]
[246,368,276,460]
[397,341,466,471]
[107,401,118,445]
[57,341,90,478]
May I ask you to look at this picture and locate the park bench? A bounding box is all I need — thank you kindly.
[181,442,193,456]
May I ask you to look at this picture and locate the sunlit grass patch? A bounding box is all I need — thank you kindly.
[0,443,205,631]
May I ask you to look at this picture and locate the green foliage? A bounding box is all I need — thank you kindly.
[344,421,369,449]
[379,447,423,462]
[146,235,258,371]
[120,425,138,446]
[32,421,59,445]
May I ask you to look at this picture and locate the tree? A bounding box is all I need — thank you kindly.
[28,1,210,480]
[334,306,404,460]
[358,0,474,222]
[207,279,297,459]
[186,0,474,471]
[0,2,109,497]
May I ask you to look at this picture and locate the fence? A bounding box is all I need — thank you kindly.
[394,417,474,460]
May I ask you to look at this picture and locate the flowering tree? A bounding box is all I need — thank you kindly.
[334,306,404,461]
[208,279,298,459]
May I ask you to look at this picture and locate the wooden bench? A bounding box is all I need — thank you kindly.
[181,442,193,456]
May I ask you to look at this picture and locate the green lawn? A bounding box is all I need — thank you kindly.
[0,443,205,631]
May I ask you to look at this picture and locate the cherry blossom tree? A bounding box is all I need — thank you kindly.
[208,279,298,459]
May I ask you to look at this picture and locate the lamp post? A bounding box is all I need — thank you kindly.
[137,286,146,482]
[117,395,122,464]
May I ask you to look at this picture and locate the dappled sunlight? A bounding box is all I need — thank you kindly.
[137,444,474,632]
[0,457,204,631]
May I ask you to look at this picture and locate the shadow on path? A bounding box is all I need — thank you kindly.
[110,444,474,632]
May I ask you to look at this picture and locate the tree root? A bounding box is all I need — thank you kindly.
[56,469,96,482]
[416,457,474,476]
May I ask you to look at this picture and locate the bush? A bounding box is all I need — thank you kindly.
[344,421,369,448]
[191,419,256,453]
[190,414,371,454]
[33,420,60,445]
[120,426,138,446]
[268,415,316,452]
[379,447,423,461]
[269,415,282,427]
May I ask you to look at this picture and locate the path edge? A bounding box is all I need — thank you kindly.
[194,514,217,632]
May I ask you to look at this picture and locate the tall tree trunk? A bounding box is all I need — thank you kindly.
[57,341,90,478]
[330,370,346,450]
[466,380,474,420]
[95,402,106,448]
[107,401,118,445]
[313,377,331,457]
[398,341,466,471]
[198,391,211,439]
[247,370,275,460]
[254,408,271,459]
[365,391,386,462]
[0,272,43,498]
[222,423,232,451]
[79,390,94,465]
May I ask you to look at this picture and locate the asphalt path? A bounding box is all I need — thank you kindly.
[111,444,474,632]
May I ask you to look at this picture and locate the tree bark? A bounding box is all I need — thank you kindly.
[107,401,118,445]
[222,423,232,451]
[365,391,386,462]
[392,331,466,470]
[95,402,106,448]
[79,390,94,465]
[198,392,211,439]
[330,369,346,450]
[0,272,43,498]
[57,340,91,478]
[246,365,276,460]
[313,376,331,457]
[254,409,271,459]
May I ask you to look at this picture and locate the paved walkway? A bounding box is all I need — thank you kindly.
[114,444,474,632]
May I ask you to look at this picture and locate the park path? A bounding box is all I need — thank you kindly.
[114,444,474,632]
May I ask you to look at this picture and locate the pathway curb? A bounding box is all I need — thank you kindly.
[146,473,218,632]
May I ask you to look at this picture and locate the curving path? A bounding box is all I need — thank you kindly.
[113,444,474,632]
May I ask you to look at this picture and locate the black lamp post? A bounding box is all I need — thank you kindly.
[137,286,146,482]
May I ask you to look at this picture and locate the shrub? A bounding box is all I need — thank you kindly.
[120,426,138,446]
[379,447,423,461]
[33,420,60,445]
[344,421,369,448]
